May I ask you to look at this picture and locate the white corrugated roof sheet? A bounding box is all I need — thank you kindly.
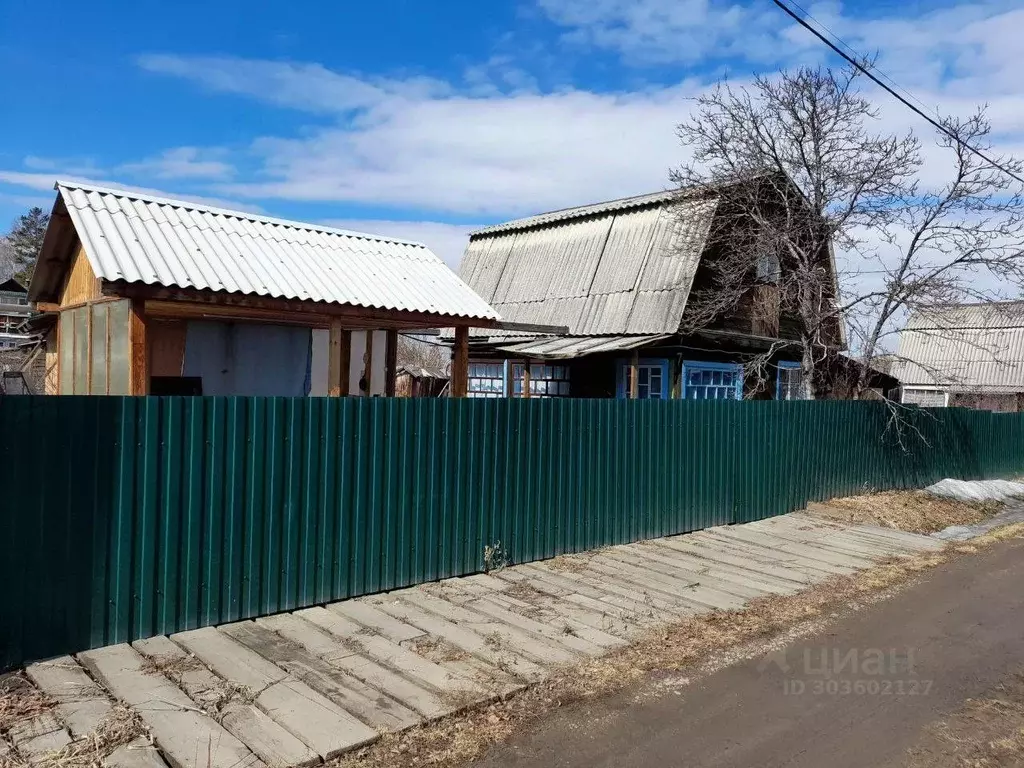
[54,181,499,321]
[495,335,670,359]
[458,193,718,341]
[893,302,1024,392]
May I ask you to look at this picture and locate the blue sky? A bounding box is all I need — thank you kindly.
[2,0,1022,266]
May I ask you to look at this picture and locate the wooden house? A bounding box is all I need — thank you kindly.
[454,181,849,400]
[30,181,501,397]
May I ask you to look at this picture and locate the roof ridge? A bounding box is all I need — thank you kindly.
[55,179,429,249]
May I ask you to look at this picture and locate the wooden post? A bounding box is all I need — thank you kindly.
[129,298,148,395]
[451,326,469,397]
[628,348,639,399]
[328,320,351,396]
[385,329,398,397]
[522,359,531,399]
[361,331,375,395]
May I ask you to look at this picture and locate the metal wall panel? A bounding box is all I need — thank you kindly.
[2,398,1023,670]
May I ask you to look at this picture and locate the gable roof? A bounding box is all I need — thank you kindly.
[32,181,498,321]
[892,301,1024,392]
[459,189,719,339]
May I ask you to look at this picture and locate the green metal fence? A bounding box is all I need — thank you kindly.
[1,396,1022,670]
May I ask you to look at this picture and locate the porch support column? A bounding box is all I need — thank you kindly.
[129,298,148,395]
[328,319,351,396]
[451,326,469,397]
[628,348,639,399]
[522,359,531,399]
[385,329,398,397]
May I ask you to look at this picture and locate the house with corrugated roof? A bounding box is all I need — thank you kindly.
[893,301,1024,412]
[455,182,847,400]
[30,180,502,397]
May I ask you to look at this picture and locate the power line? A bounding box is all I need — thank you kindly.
[769,0,1024,186]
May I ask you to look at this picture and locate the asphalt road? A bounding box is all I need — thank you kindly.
[472,536,1024,768]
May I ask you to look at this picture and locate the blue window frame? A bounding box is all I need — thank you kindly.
[682,361,743,400]
[616,358,670,399]
[776,361,805,400]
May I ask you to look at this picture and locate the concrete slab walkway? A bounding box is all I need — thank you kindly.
[5,513,942,768]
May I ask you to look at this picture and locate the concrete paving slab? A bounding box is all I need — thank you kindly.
[689,531,848,578]
[506,567,675,623]
[387,591,581,667]
[485,591,636,642]
[219,703,320,768]
[24,655,112,738]
[525,563,691,615]
[222,621,420,732]
[711,527,872,570]
[600,548,770,601]
[630,543,800,596]
[255,614,359,664]
[370,598,548,682]
[20,727,73,763]
[329,600,427,643]
[102,737,169,768]
[256,680,378,760]
[294,608,487,697]
[582,556,744,612]
[654,537,816,585]
[170,626,286,690]
[78,644,261,768]
[133,635,318,768]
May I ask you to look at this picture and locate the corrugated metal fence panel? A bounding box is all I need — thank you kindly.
[3,397,1024,670]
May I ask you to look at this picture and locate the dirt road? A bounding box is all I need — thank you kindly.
[472,536,1024,768]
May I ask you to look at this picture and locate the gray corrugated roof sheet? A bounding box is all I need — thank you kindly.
[54,181,499,321]
[459,193,718,341]
[893,302,1024,392]
[470,190,677,236]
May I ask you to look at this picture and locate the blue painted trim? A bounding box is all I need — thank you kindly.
[776,361,802,400]
[681,360,744,400]
[615,357,670,399]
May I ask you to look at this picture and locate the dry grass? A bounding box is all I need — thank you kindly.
[43,706,147,768]
[905,670,1024,767]
[332,523,1024,768]
[0,675,54,733]
[808,490,1003,534]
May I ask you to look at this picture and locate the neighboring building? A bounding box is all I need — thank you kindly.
[893,301,1024,412]
[30,181,500,397]
[0,276,32,351]
[395,364,448,398]
[454,182,847,400]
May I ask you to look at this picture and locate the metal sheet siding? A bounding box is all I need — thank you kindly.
[460,195,716,337]
[59,183,498,320]
[4,397,1023,671]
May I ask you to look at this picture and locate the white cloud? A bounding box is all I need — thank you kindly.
[141,54,700,216]
[0,170,264,213]
[325,219,477,268]
[118,147,234,181]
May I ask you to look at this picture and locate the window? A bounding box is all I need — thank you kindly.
[683,361,743,400]
[756,253,781,284]
[511,363,570,398]
[902,388,948,408]
[468,362,506,398]
[616,359,670,399]
[776,361,806,400]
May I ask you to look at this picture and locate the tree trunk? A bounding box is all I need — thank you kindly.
[801,337,817,401]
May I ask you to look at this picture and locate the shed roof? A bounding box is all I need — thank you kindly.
[458,189,718,340]
[33,181,498,321]
[892,301,1024,392]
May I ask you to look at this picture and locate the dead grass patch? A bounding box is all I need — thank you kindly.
[0,674,54,735]
[333,523,1024,768]
[502,582,548,603]
[43,706,147,768]
[808,490,1002,534]
[545,553,595,574]
[904,670,1024,767]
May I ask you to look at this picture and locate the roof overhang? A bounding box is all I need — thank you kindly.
[493,334,671,360]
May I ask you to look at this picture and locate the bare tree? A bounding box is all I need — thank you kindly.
[846,111,1024,397]
[397,334,450,376]
[674,62,920,399]
[675,63,1024,401]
